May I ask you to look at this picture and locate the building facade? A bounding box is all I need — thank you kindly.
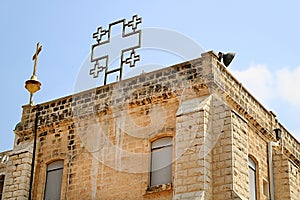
[0,51,300,199]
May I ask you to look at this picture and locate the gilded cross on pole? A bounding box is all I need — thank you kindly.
[32,42,42,79]
[25,42,42,105]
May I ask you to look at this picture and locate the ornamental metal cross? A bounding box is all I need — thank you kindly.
[90,15,142,85]
[32,42,42,77]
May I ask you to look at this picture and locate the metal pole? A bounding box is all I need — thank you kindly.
[28,104,40,200]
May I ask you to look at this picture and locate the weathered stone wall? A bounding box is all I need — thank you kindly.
[288,160,300,200]
[5,51,300,199]
[0,150,10,175]
[2,146,32,200]
[0,150,11,200]
[273,151,300,200]
[14,52,207,199]
[31,97,178,200]
[273,152,291,200]
[231,111,249,199]
[212,51,300,199]
[213,53,300,166]
[211,107,232,200]
[174,95,212,199]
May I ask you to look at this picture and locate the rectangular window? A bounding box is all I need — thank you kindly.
[0,175,5,199]
[44,160,64,200]
[150,137,172,186]
[263,179,269,198]
[249,157,257,200]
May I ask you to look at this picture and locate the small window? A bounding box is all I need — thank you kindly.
[263,179,269,198]
[44,160,64,200]
[150,137,173,186]
[249,157,257,200]
[0,154,8,164]
[0,175,5,199]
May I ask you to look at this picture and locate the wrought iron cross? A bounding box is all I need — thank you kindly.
[90,14,142,85]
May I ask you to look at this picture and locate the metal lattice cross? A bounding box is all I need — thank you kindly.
[89,60,107,78]
[124,50,140,68]
[90,15,142,84]
[93,27,108,43]
[127,15,142,31]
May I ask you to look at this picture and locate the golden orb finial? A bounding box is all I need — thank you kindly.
[25,42,42,105]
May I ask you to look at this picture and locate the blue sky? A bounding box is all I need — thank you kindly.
[0,1,300,151]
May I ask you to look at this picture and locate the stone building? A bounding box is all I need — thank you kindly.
[0,51,300,199]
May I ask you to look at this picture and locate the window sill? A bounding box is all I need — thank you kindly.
[145,183,172,194]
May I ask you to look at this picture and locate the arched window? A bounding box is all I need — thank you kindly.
[44,160,64,200]
[150,137,173,186]
[249,157,257,200]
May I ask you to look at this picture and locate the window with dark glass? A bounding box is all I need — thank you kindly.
[249,157,257,200]
[150,137,173,186]
[0,175,5,199]
[44,160,64,200]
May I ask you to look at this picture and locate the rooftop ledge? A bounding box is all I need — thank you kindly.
[19,50,300,164]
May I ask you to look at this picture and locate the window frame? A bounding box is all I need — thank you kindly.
[150,136,173,187]
[248,156,258,200]
[0,174,5,199]
[44,160,64,200]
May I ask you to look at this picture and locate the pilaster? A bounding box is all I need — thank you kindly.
[2,144,33,200]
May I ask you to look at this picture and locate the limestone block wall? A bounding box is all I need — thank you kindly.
[14,51,208,199]
[231,111,249,199]
[0,150,10,175]
[273,152,300,200]
[211,110,232,200]
[210,95,232,200]
[247,127,270,200]
[273,153,292,200]
[212,95,271,200]
[0,150,11,200]
[174,93,234,200]
[288,160,300,200]
[7,51,300,199]
[174,95,212,199]
[2,145,32,200]
[212,51,300,199]
[31,97,178,200]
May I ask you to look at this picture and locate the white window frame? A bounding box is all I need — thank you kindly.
[249,157,257,200]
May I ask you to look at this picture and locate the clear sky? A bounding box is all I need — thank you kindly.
[1,1,300,152]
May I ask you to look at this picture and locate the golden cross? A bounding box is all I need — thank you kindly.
[32,42,42,76]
